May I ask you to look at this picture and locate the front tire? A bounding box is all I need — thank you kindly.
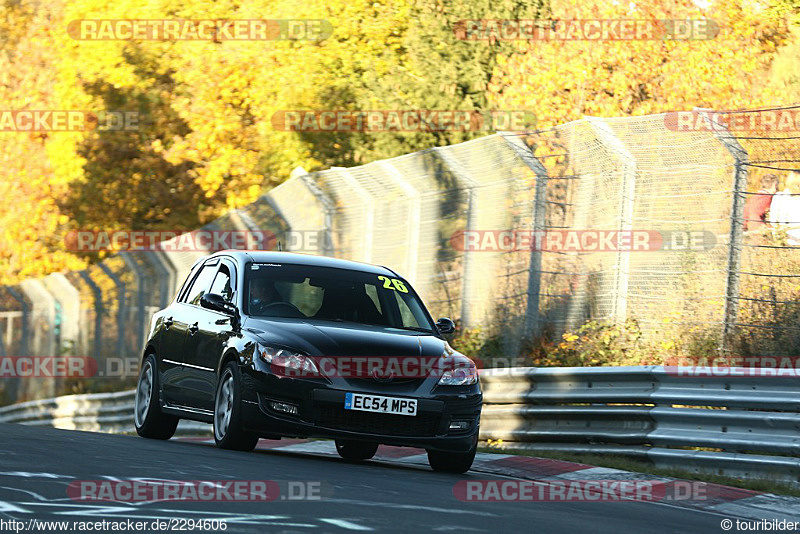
[134,354,179,440]
[214,362,259,451]
[335,439,378,460]
[427,446,477,474]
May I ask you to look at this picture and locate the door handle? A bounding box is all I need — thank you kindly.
[164,316,173,329]
[188,322,199,335]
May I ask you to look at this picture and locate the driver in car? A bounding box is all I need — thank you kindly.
[249,279,282,315]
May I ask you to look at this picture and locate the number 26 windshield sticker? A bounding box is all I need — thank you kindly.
[377,276,408,293]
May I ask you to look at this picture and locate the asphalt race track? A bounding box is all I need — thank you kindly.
[0,424,735,533]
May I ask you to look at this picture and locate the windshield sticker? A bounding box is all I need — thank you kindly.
[378,276,409,293]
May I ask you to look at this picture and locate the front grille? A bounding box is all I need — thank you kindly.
[315,404,441,437]
[347,377,423,386]
[344,377,427,394]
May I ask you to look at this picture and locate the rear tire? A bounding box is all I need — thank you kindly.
[134,354,179,440]
[335,439,378,460]
[427,446,476,474]
[214,362,259,451]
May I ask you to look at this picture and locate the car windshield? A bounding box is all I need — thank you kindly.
[244,262,435,332]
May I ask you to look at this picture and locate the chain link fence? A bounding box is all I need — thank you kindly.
[1,107,798,404]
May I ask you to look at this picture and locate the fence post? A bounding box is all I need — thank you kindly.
[6,288,29,359]
[587,117,637,325]
[152,251,178,302]
[97,263,127,358]
[143,251,172,309]
[42,273,81,356]
[499,132,550,341]
[262,172,331,256]
[78,271,104,357]
[696,108,748,350]
[299,174,336,256]
[379,162,422,283]
[230,208,262,235]
[19,279,57,358]
[120,253,146,354]
[434,148,481,328]
[335,168,375,264]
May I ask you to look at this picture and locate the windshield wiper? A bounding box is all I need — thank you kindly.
[311,318,434,333]
[398,326,435,333]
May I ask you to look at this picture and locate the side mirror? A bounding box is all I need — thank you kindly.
[200,293,236,316]
[435,317,455,335]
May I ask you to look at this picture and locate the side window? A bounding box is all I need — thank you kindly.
[209,264,233,302]
[183,264,218,306]
[176,264,201,302]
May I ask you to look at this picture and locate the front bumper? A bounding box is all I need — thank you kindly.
[239,365,482,452]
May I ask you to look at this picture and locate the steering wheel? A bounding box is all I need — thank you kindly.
[258,301,306,318]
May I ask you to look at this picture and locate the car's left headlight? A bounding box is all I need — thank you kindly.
[257,344,319,376]
[437,360,478,386]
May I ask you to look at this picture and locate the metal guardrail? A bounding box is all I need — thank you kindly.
[481,366,800,486]
[0,390,209,436]
[0,366,797,486]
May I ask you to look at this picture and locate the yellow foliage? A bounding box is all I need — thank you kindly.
[0,0,797,286]
[488,0,794,128]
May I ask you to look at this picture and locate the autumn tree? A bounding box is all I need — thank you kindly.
[345,0,547,164]
[487,0,796,128]
[0,0,85,283]
[1,0,799,285]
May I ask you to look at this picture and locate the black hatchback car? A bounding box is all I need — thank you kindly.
[134,251,482,473]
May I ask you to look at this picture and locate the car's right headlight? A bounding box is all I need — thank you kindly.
[257,344,319,377]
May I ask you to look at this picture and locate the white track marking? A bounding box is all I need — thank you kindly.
[0,472,73,479]
[0,500,30,513]
[323,498,497,517]
[320,518,374,531]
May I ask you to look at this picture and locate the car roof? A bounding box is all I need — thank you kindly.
[204,250,399,277]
